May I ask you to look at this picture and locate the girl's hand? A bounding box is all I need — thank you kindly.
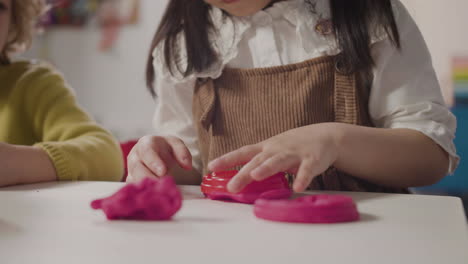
[208,123,343,193]
[127,136,193,182]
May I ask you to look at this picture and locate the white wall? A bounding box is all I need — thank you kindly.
[26,0,168,141]
[401,0,468,104]
[23,0,467,141]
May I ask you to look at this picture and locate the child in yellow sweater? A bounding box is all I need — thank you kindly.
[0,0,123,187]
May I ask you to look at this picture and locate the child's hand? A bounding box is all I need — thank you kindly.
[0,143,57,187]
[208,123,343,193]
[0,143,17,187]
[127,136,193,182]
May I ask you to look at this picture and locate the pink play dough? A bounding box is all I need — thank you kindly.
[254,194,360,223]
[201,170,292,204]
[91,176,182,220]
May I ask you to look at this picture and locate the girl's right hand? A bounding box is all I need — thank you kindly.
[126,136,193,182]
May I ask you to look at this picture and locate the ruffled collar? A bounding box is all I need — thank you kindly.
[248,0,330,27]
[208,0,336,76]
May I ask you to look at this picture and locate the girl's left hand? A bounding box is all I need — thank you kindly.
[208,123,343,193]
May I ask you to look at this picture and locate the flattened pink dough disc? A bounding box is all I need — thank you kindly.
[91,176,182,221]
[254,194,360,223]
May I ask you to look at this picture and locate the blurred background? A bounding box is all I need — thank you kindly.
[19,0,468,211]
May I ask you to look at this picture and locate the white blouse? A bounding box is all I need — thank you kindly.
[151,0,459,174]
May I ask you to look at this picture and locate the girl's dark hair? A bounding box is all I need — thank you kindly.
[146,0,400,96]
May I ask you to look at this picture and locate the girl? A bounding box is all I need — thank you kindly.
[128,0,458,194]
[0,0,124,187]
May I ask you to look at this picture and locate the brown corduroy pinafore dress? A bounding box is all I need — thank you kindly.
[193,56,407,193]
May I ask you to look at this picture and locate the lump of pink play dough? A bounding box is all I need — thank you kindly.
[201,170,292,204]
[91,176,182,221]
[254,194,360,223]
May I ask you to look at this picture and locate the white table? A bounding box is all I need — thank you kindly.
[0,182,467,264]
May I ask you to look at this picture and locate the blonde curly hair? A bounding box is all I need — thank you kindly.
[1,0,46,64]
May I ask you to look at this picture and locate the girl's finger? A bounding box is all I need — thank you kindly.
[127,160,156,182]
[137,142,168,177]
[208,144,261,172]
[166,137,193,170]
[250,153,299,181]
[293,159,326,192]
[227,153,270,193]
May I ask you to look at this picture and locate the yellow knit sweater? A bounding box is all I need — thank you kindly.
[0,61,123,181]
